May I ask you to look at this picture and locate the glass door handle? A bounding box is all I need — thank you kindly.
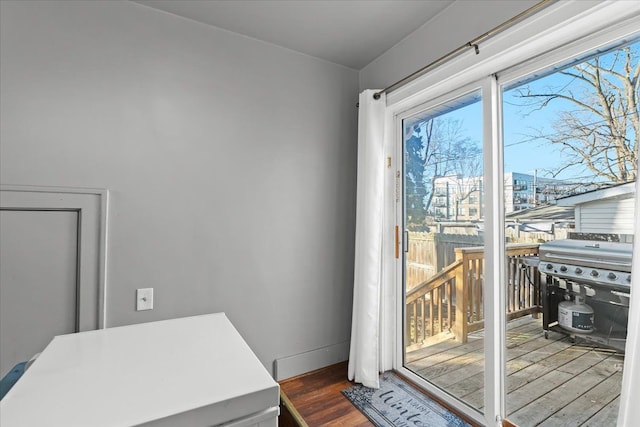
[404,230,409,253]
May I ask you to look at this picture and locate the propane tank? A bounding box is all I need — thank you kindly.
[558,295,594,334]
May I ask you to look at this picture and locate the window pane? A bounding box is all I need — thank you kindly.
[501,41,638,426]
[402,90,485,412]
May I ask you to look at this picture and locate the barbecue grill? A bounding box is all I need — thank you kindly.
[538,237,633,351]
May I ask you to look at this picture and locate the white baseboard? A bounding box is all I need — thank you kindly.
[274,341,350,381]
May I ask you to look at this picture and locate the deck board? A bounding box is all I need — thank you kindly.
[406,315,623,426]
[582,396,620,427]
[537,372,622,427]
[509,357,621,426]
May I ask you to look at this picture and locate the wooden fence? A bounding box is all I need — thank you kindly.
[406,233,483,291]
[405,230,558,291]
[405,243,541,348]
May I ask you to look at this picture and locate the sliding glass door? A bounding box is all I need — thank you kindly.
[401,90,486,412]
[395,26,638,427]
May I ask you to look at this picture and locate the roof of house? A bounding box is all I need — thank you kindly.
[556,181,636,206]
[506,204,575,221]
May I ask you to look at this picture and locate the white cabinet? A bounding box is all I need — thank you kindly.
[0,313,279,426]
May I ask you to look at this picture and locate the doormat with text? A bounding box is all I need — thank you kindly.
[342,372,472,427]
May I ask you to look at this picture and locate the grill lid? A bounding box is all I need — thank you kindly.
[539,239,633,273]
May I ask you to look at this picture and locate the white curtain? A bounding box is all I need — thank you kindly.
[618,174,640,426]
[348,89,387,389]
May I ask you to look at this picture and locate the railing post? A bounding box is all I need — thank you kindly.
[454,249,468,343]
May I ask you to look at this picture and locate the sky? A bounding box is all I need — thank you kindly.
[503,85,570,181]
[503,75,594,183]
[413,40,639,186]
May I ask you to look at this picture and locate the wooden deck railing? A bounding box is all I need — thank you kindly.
[405,243,541,347]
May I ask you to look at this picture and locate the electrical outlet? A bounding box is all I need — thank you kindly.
[136,288,154,311]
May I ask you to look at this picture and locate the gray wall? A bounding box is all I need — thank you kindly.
[359,0,539,90]
[0,0,358,375]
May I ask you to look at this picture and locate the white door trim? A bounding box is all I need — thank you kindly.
[0,185,109,329]
[481,74,506,426]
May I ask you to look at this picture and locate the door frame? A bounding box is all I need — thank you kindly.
[392,82,489,426]
[0,185,109,330]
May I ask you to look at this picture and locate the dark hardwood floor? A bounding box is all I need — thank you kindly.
[279,362,372,427]
[278,361,479,427]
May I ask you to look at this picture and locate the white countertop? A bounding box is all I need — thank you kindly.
[0,313,279,426]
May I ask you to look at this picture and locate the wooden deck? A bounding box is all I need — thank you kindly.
[406,315,624,426]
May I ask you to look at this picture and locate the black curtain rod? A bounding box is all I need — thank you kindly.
[373,0,556,100]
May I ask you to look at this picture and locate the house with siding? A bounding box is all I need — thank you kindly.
[557,182,636,237]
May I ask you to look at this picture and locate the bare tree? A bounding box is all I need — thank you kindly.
[451,143,483,201]
[405,117,482,226]
[514,45,638,183]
